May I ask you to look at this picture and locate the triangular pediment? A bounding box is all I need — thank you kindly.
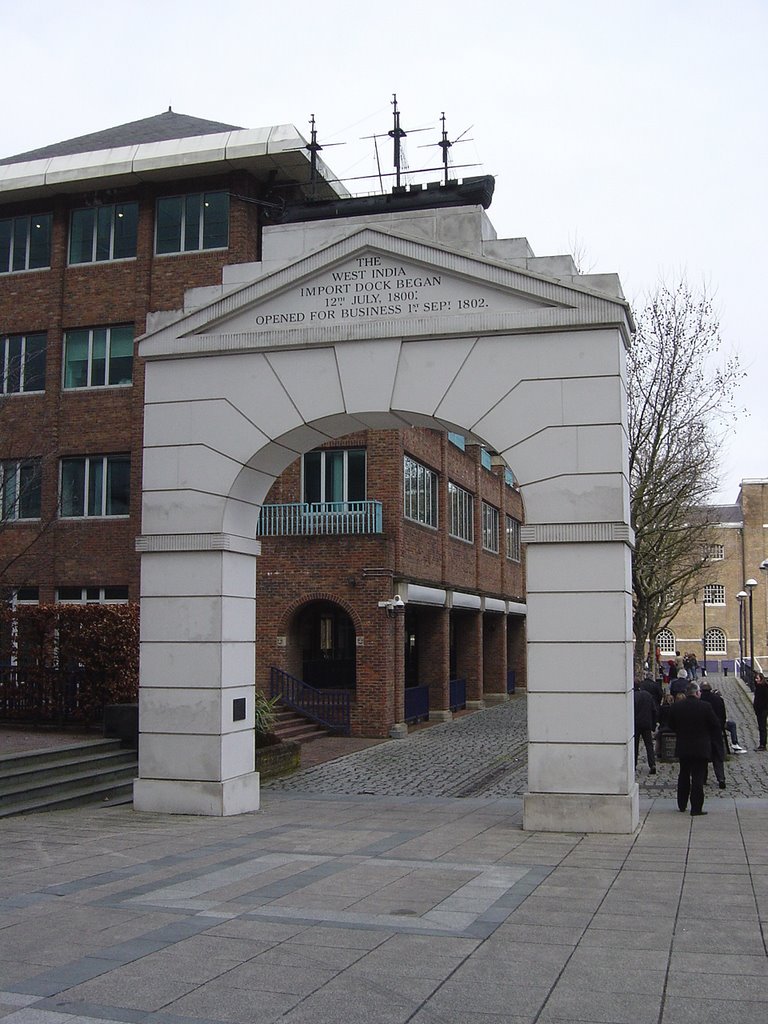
[140,228,631,358]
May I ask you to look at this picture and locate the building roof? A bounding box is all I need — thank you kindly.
[0,110,243,166]
[710,503,743,525]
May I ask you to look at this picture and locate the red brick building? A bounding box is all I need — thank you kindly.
[0,111,526,736]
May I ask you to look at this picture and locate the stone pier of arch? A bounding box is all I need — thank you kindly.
[134,204,638,834]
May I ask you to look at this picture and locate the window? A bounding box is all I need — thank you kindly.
[656,628,676,655]
[156,191,229,254]
[63,326,133,388]
[56,586,128,604]
[448,482,473,542]
[2,333,46,394]
[404,455,437,528]
[480,448,493,471]
[69,202,138,264]
[302,449,366,505]
[0,213,51,273]
[506,515,521,561]
[1,460,42,520]
[60,455,130,517]
[481,502,499,552]
[705,627,727,655]
[447,432,465,451]
[703,584,725,606]
[704,543,724,561]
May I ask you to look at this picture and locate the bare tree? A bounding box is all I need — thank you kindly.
[628,281,743,674]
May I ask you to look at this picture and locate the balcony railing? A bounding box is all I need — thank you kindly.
[257,501,383,537]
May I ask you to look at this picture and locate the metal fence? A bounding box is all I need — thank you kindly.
[257,501,383,537]
[0,665,108,725]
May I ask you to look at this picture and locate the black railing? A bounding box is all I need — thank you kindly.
[0,665,108,725]
[507,670,516,694]
[270,666,351,735]
[404,685,429,724]
[449,677,467,711]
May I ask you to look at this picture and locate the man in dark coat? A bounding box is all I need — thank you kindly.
[634,682,658,774]
[753,672,768,751]
[640,674,663,710]
[667,681,722,816]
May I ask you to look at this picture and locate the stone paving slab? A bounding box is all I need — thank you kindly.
[1,674,768,1024]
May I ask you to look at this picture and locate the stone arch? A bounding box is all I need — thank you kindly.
[278,591,365,637]
[135,213,636,832]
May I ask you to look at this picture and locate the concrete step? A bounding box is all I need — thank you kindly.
[272,707,330,745]
[0,738,137,818]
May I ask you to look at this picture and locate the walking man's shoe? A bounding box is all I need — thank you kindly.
[756,746,766,752]
[718,780,726,789]
[690,810,708,816]
[649,767,657,774]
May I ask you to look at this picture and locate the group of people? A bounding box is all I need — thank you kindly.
[634,667,755,817]
[655,648,700,687]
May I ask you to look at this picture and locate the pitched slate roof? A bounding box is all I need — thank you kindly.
[709,503,743,525]
[0,110,244,166]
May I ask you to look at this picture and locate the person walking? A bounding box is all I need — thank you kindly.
[753,672,768,751]
[667,681,722,816]
[634,681,658,774]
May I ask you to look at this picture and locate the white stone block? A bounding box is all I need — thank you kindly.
[523,789,639,834]
[139,686,255,733]
[527,543,632,594]
[133,774,260,816]
[527,592,632,644]
[140,550,256,598]
[562,376,626,427]
[267,347,344,421]
[139,730,254,781]
[527,692,632,743]
[336,340,402,414]
[472,379,564,452]
[519,474,630,525]
[527,741,633,795]
[392,337,476,416]
[139,641,255,688]
[526,642,632,691]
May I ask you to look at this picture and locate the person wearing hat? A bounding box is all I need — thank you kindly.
[667,680,723,815]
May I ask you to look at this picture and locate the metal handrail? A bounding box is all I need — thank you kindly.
[269,666,351,735]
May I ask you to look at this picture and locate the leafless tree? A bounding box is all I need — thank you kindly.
[629,281,744,674]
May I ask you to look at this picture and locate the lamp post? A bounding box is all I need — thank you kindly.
[737,590,748,677]
[702,594,707,677]
[745,577,758,687]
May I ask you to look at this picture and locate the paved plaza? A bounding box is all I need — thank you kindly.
[1,673,768,1024]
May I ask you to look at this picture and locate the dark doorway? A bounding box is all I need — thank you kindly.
[297,601,356,689]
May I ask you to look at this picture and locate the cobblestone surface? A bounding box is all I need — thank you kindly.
[266,673,768,800]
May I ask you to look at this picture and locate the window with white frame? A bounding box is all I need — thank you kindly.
[704,543,724,561]
[60,455,130,518]
[703,584,725,606]
[156,191,229,254]
[2,333,46,394]
[404,455,437,528]
[656,628,676,655]
[705,627,727,655]
[1,459,42,520]
[482,502,499,553]
[63,326,133,389]
[0,213,51,273]
[505,515,521,561]
[69,203,138,264]
[448,482,473,542]
[56,586,129,604]
[302,448,366,505]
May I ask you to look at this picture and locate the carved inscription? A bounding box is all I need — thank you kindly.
[252,256,494,327]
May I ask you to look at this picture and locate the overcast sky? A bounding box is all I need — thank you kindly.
[3,0,765,503]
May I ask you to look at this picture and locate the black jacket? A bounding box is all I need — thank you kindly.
[667,696,721,760]
[700,689,726,729]
[641,677,663,708]
[634,688,658,731]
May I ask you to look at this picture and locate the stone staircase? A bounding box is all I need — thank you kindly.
[0,739,137,818]
[272,705,331,746]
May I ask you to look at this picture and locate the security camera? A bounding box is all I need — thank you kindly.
[391,595,405,609]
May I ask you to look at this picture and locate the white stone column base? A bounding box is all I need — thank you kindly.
[523,785,639,834]
[428,710,453,722]
[389,722,408,739]
[133,772,260,816]
[483,692,509,705]
[465,700,486,710]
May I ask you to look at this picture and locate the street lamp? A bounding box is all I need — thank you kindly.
[745,577,758,687]
[737,590,748,677]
